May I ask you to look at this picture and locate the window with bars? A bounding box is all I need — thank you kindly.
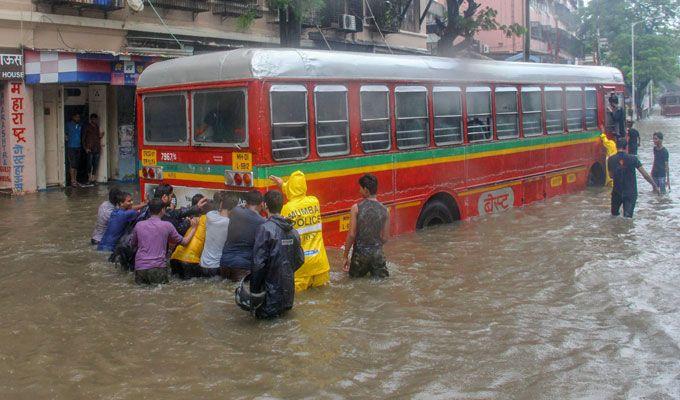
[521,87,543,136]
[270,85,309,161]
[585,88,598,129]
[360,86,391,152]
[495,87,519,139]
[433,87,463,145]
[545,87,564,134]
[466,87,492,142]
[395,86,429,149]
[314,85,349,157]
[566,87,583,132]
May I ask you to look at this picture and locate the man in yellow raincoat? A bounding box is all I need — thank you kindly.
[270,171,330,292]
[601,132,617,187]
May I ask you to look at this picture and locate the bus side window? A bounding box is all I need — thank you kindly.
[566,87,584,132]
[433,87,463,145]
[360,86,391,153]
[314,85,349,157]
[495,87,519,139]
[270,85,309,161]
[395,86,429,149]
[466,86,492,142]
[585,87,598,129]
[521,87,543,136]
[545,87,564,134]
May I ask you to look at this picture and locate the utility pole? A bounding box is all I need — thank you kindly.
[631,20,642,121]
[523,0,531,62]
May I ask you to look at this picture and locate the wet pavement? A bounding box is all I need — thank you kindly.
[0,116,679,399]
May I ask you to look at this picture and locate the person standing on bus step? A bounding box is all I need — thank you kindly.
[342,174,390,278]
[83,113,103,185]
[250,190,305,319]
[65,113,83,187]
[608,138,659,218]
[626,121,640,156]
[607,96,625,138]
[170,194,209,279]
[131,198,198,285]
[651,132,670,194]
[270,171,330,292]
[220,189,265,282]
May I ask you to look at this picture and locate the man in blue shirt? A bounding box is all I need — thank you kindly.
[65,113,83,187]
[98,192,141,252]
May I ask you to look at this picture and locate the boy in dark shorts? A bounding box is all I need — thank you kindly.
[342,174,390,278]
[651,132,670,194]
[131,199,197,285]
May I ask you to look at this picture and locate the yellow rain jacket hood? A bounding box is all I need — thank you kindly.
[281,170,330,278]
[601,133,617,187]
[171,214,207,264]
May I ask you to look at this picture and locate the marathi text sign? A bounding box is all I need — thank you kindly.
[0,49,24,81]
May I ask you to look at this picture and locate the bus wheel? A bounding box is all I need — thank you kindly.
[587,163,605,187]
[416,200,454,229]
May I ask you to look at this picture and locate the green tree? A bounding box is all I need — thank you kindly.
[266,0,324,48]
[431,0,525,57]
[579,0,680,112]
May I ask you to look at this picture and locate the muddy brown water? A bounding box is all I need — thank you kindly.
[1,117,679,399]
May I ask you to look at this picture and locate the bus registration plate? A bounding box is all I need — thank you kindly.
[232,152,252,171]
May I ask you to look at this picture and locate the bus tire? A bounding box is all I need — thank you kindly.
[587,163,605,187]
[416,200,454,229]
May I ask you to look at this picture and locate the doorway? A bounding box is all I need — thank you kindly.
[63,86,89,185]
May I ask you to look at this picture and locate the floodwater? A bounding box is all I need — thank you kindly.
[1,117,679,399]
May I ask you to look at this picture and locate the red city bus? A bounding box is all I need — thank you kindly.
[136,49,624,246]
[659,92,680,117]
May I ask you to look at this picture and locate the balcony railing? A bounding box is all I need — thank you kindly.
[33,0,125,13]
[150,0,210,13]
[211,0,262,19]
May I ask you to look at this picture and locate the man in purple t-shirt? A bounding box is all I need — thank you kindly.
[131,198,197,285]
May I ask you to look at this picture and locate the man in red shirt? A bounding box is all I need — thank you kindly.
[83,113,103,185]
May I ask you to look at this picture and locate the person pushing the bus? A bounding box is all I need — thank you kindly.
[270,171,330,292]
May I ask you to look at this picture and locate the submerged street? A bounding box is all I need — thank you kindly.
[1,116,679,399]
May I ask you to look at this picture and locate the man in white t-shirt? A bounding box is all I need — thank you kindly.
[200,192,239,277]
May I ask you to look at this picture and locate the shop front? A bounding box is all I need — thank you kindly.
[25,49,155,189]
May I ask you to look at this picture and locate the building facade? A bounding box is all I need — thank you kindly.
[474,0,582,63]
[0,0,431,194]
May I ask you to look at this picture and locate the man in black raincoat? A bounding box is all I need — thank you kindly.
[251,190,305,319]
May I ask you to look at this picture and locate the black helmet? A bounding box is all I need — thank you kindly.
[234,273,265,313]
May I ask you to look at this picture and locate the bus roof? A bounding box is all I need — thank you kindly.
[137,48,624,89]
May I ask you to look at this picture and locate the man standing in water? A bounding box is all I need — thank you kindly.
[250,190,305,319]
[342,174,390,278]
[608,138,659,218]
[651,132,670,194]
[270,171,330,292]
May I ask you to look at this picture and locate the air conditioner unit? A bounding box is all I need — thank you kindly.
[479,43,490,54]
[339,14,362,32]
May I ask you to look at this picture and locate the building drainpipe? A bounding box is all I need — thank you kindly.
[523,0,531,62]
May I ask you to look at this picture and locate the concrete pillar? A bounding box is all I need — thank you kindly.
[107,85,119,181]
[33,86,46,190]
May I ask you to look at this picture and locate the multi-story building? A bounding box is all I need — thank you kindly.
[0,0,431,193]
[474,0,582,63]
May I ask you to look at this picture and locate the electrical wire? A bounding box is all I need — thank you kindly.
[145,0,184,49]
[364,0,392,54]
[315,24,332,50]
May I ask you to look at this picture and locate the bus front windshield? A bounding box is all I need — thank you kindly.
[192,89,247,146]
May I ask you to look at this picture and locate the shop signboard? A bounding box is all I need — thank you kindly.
[0,49,24,81]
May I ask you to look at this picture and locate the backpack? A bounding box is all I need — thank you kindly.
[109,206,150,271]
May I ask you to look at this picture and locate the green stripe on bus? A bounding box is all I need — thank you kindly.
[156,130,600,178]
